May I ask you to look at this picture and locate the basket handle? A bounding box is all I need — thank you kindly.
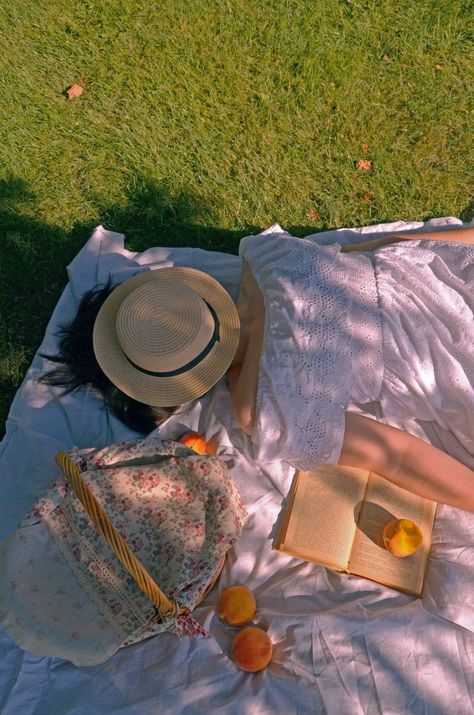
[55,451,183,619]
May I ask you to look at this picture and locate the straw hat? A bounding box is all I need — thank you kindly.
[93,268,240,407]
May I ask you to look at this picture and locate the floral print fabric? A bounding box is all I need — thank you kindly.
[0,438,247,664]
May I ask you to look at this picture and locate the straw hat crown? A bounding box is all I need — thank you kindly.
[93,267,240,407]
[116,283,215,373]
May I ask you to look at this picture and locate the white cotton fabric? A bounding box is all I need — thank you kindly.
[1,221,474,715]
[239,233,383,469]
[375,239,474,468]
[240,233,474,471]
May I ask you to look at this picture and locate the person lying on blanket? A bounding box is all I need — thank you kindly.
[41,225,474,513]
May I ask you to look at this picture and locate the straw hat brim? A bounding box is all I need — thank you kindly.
[93,267,240,407]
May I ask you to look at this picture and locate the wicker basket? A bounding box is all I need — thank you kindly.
[56,451,224,621]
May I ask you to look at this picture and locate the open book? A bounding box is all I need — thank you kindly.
[274,465,437,596]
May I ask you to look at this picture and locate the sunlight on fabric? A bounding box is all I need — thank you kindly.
[1,220,474,713]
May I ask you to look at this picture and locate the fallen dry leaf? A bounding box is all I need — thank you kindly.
[382,54,390,62]
[361,143,370,153]
[356,159,373,170]
[66,83,83,99]
[308,208,320,221]
[434,64,443,71]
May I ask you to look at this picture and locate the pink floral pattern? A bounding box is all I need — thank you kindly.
[42,438,247,642]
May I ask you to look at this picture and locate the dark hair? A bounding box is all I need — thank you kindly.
[39,284,177,433]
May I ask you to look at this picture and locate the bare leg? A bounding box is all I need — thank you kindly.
[341,225,474,254]
[339,412,474,513]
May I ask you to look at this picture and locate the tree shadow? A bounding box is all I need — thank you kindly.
[0,174,258,436]
[459,201,474,223]
[1,173,471,437]
[96,177,261,253]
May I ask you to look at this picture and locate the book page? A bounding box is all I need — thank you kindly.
[348,472,437,595]
[276,465,369,571]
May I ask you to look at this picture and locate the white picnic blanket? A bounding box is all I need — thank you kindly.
[1,218,474,715]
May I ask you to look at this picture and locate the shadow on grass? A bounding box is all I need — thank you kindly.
[1,174,472,437]
[0,174,257,436]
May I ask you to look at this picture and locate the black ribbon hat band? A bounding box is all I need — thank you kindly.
[124,301,221,378]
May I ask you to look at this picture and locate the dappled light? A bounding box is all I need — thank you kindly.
[1,212,474,710]
[2,193,474,715]
[1,0,474,708]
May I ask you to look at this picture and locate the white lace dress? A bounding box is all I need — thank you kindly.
[239,232,474,471]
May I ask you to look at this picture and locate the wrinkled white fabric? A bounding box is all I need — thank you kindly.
[240,233,382,469]
[1,221,474,715]
[240,233,474,471]
[375,239,474,468]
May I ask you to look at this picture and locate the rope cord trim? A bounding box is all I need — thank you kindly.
[55,451,183,619]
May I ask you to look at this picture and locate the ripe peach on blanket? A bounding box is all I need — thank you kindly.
[231,626,273,672]
[218,585,256,626]
[383,518,423,558]
[205,437,218,456]
[178,430,207,455]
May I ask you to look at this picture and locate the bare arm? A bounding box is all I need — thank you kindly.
[341,225,474,253]
[227,260,264,435]
[339,412,474,512]
[229,246,474,513]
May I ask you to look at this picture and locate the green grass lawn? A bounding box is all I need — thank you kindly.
[0,0,472,433]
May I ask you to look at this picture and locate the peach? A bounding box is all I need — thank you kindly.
[205,437,218,456]
[178,430,207,455]
[231,627,273,672]
[383,518,423,558]
[217,585,256,627]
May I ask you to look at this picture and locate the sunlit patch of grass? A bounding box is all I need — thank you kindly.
[0,0,472,431]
